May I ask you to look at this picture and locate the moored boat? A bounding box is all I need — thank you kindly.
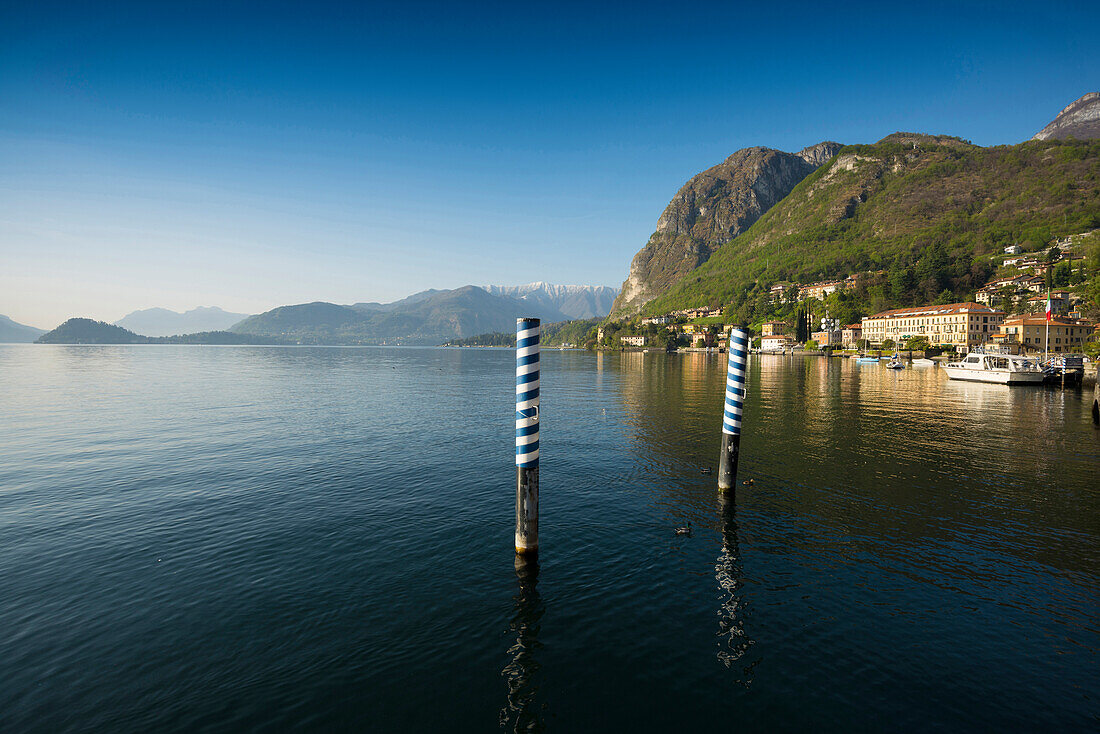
[943,350,1044,384]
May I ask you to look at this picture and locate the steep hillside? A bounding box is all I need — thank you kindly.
[115,306,250,336]
[610,141,843,315]
[0,315,46,343]
[1033,93,1100,141]
[643,135,1100,319]
[484,283,618,319]
[231,286,565,344]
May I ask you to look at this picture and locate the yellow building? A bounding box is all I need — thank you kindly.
[997,316,1092,353]
[760,321,788,336]
[861,302,1005,350]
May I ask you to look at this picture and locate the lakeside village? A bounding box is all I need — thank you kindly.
[597,233,1100,377]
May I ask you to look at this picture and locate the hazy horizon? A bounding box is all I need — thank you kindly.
[3,1,1099,328]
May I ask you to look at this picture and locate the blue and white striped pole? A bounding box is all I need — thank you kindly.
[718,327,749,491]
[515,318,540,555]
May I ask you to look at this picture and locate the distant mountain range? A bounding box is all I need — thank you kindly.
[114,306,250,337]
[27,282,616,346]
[231,285,578,345]
[0,315,46,343]
[483,282,618,319]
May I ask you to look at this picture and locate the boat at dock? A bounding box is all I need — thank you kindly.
[1042,354,1085,386]
[943,350,1044,385]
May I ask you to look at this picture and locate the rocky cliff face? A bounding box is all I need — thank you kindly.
[610,141,842,315]
[1033,92,1100,141]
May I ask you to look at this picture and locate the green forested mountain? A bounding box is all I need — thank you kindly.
[642,135,1100,322]
[36,319,148,344]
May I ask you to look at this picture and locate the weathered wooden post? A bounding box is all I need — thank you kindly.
[1092,373,1099,426]
[718,327,749,491]
[515,318,540,555]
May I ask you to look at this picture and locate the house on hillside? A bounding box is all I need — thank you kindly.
[798,280,844,301]
[769,282,793,302]
[1026,291,1071,315]
[1004,245,1023,255]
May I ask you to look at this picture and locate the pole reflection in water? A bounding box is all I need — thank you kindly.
[500,555,546,732]
[716,494,757,683]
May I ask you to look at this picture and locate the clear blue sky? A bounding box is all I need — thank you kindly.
[2,0,1097,328]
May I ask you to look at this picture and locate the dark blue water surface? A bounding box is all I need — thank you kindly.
[1,345,1097,731]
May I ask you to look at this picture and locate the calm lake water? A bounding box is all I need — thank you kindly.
[1,345,1097,731]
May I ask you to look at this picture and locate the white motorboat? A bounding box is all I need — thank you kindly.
[911,358,935,367]
[943,350,1044,384]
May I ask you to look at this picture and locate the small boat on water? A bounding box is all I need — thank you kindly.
[855,355,879,364]
[886,356,904,369]
[943,350,1044,385]
[911,358,935,367]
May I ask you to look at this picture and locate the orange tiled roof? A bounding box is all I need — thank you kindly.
[866,302,1004,319]
[1000,315,1089,326]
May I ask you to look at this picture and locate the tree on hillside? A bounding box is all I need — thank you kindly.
[794,305,810,342]
[890,266,917,304]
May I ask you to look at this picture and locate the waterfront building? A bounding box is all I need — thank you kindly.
[997,316,1091,353]
[861,302,1005,350]
[812,329,842,347]
[620,335,647,347]
[760,321,789,336]
[841,324,862,347]
[760,335,795,351]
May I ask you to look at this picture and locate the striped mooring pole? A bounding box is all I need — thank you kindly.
[718,327,749,491]
[515,318,541,555]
